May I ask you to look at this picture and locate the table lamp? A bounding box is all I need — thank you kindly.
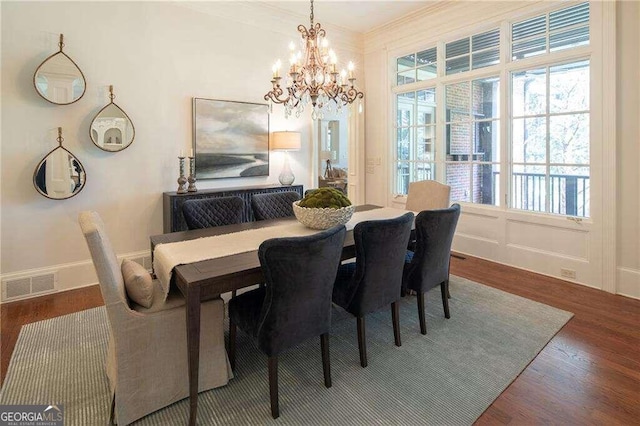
[271,131,301,185]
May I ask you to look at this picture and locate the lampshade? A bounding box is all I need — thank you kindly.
[271,131,301,151]
[320,150,337,161]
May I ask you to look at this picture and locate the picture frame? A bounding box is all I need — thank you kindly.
[192,98,270,179]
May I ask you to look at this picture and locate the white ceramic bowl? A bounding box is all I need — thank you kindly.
[293,201,356,230]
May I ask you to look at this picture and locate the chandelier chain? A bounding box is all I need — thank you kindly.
[310,0,314,26]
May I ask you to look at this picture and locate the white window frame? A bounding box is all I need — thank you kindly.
[390,2,595,219]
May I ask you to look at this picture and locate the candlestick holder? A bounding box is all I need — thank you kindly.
[187,156,197,192]
[177,156,187,194]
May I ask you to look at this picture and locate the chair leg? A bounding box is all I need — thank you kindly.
[441,281,451,319]
[391,301,401,347]
[268,356,279,419]
[109,393,116,425]
[417,291,427,335]
[320,333,332,388]
[229,320,237,371]
[356,316,368,368]
[231,290,237,298]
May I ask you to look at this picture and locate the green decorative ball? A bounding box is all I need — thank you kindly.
[299,188,352,209]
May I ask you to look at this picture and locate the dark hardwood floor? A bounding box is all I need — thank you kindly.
[1,255,638,424]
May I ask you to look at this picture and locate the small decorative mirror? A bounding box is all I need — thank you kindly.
[33,128,86,200]
[90,85,135,152]
[33,34,86,105]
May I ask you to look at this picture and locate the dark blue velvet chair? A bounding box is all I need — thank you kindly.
[403,204,461,334]
[251,191,300,220]
[332,212,414,367]
[182,196,246,298]
[228,225,346,419]
[182,196,244,230]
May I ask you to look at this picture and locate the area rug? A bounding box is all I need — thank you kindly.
[0,275,572,425]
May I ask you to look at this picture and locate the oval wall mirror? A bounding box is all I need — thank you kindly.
[33,34,86,105]
[90,85,135,152]
[33,128,86,200]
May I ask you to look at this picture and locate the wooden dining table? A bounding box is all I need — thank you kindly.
[149,205,385,425]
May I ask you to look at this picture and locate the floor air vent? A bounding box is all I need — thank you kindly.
[3,272,57,300]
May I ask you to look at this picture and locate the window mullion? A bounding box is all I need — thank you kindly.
[501,19,510,209]
[436,40,446,184]
[468,79,474,203]
[545,65,551,214]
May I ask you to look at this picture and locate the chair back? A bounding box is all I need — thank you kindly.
[345,212,414,317]
[405,180,451,211]
[256,225,346,356]
[404,204,461,292]
[182,196,244,229]
[251,191,300,220]
[78,211,127,308]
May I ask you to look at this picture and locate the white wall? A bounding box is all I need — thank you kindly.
[0,1,362,300]
[363,1,638,298]
[616,0,640,298]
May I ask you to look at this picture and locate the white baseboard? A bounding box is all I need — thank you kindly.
[617,267,640,300]
[453,249,602,290]
[1,251,151,303]
[3,252,638,303]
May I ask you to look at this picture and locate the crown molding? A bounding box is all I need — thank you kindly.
[173,1,363,53]
[364,1,550,55]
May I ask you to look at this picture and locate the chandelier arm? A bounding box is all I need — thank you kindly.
[340,87,364,105]
[298,24,309,38]
[264,83,291,104]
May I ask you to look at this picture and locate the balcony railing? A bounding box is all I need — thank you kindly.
[509,171,589,217]
[396,164,589,218]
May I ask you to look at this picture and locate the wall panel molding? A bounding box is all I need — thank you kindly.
[617,267,640,299]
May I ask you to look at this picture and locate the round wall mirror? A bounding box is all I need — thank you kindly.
[33,128,86,200]
[33,34,86,105]
[90,85,135,152]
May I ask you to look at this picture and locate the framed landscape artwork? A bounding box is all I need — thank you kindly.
[192,98,269,179]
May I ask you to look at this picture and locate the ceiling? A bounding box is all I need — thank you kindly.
[260,1,436,34]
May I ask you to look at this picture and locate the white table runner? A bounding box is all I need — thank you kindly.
[153,207,412,298]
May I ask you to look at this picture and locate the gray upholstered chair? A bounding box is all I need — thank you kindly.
[403,204,461,334]
[182,196,244,230]
[332,212,414,367]
[78,211,232,425]
[228,225,346,419]
[405,180,451,212]
[251,191,300,220]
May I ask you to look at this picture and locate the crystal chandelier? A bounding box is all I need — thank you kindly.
[264,0,364,119]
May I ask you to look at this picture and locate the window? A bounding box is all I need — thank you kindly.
[397,47,437,86]
[511,60,590,216]
[446,29,500,75]
[512,2,589,60]
[392,2,590,217]
[395,89,436,194]
[445,77,500,205]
